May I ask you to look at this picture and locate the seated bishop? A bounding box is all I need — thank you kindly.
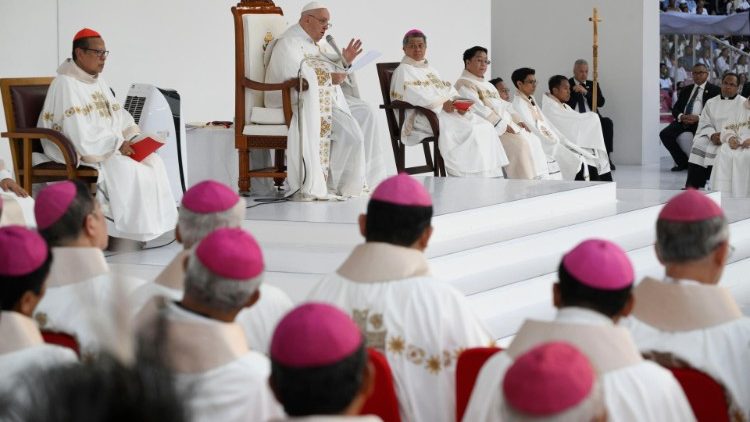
[0,226,77,395]
[462,239,695,422]
[37,28,177,242]
[390,30,509,177]
[32,180,147,355]
[264,2,393,199]
[501,342,606,421]
[133,179,293,354]
[454,46,548,180]
[622,190,750,418]
[0,160,36,227]
[135,228,284,422]
[542,75,612,181]
[269,303,381,421]
[511,67,589,180]
[712,95,750,197]
[307,173,494,422]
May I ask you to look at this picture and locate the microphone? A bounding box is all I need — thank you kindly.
[325,35,343,61]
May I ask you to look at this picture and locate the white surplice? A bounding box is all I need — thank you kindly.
[271,417,382,422]
[32,247,146,355]
[714,99,750,197]
[136,299,284,422]
[0,160,36,228]
[131,249,293,354]
[689,95,745,169]
[462,307,695,422]
[454,71,548,179]
[265,24,390,198]
[0,311,77,394]
[307,243,494,422]
[541,93,611,175]
[623,277,750,418]
[37,59,177,241]
[513,92,584,180]
[390,57,508,177]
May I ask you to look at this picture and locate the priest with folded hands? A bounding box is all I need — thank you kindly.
[37,28,176,242]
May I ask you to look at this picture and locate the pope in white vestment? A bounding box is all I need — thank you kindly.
[463,240,695,422]
[454,61,548,179]
[264,4,392,198]
[390,31,508,177]
[308,174,494,422]
[714,97,750,197]
[37,29,176,241]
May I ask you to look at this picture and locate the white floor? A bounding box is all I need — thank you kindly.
[108,158,750,341]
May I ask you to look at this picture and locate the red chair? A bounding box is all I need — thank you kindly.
[456,347,502,422]
[668,367,731,422]
[41,330,81,358]
[360,348,401,422]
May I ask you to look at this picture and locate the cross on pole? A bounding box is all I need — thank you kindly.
[589,8,601,112]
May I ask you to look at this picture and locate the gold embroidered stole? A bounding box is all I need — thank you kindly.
[304,54,335,178]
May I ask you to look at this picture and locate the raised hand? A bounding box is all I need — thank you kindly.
[342,38,363,64]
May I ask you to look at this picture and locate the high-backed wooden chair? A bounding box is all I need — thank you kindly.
[232,0,306,194]
[376,62,445,176]
[360,348,402,422]
[455,347,502,422]
[0,77,98,193]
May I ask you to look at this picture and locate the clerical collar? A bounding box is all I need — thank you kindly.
[57,58,99,85]
[721,94,738,100]
[459,69,484,82]
[401,55,429,68]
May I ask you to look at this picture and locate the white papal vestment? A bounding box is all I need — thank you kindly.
[37,59,177,241]
[454,71,548,179]
[462,307,695,422]
[714,99,750,197]
[689,95,744,170]
[32,247,146,355]
[132,249,293,354]
[307,242,494,422]
[0,160,36,228]
[390,57,508,177]
[624,277,750,418]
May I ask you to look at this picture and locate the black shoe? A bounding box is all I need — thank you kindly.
[671,164,688,172]
[609,160,616,171]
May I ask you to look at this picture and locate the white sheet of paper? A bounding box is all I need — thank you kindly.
[347,50,382,73]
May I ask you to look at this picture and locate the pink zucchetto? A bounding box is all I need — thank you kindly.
[34,181,77,230]
[270,303,363,368]
[562,239,634,290]
[658,189,724,222]
[371,173,432,207]
[195,228,263,280]
[404,29,425,38]
[503,342,595,416]
[182,180,240,214]
[0,226,48,277]
[73,28,101,41]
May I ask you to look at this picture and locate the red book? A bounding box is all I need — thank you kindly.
[129,137,164,162]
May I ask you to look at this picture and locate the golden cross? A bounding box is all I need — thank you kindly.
[589,8,602,112]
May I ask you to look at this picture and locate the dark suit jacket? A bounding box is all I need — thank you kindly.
[566,78,606,114]
[671,82,720,120]
[741,82,750,98]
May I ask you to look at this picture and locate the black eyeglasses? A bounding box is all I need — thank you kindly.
[82,48,109,58]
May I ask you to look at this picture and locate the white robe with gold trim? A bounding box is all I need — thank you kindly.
[689,95,744,168]
[37,59,177,241]
[307,243,494,422]
[463,307,695,422]
[390,58,508,177]
[715,99,750,197]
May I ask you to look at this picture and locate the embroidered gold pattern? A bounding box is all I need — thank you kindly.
[477,88,499,101]
[426,355,442,374]
[725,118,750,132]
[388,336,405,354]
[51,123,62,132]
[403,73,452,90]
[42,112,55,122]
[390,91,403,100]
[91,91,112,118]
[353,309,387,351]
[303,55,335,178]
[262,31,274,52]
[34,312,48,328]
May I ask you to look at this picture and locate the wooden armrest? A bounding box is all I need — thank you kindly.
[243,77,308,92]
[2,128,79,171]
[381,100,440,138]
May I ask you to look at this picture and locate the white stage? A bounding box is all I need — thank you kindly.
[107,168,750,343]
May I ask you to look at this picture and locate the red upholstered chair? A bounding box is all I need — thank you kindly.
[456,347,502,422]
[41,329,81,358]
[360,348,401,422]
[668,367,732,422]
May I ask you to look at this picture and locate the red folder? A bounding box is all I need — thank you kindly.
[129,137,164,162]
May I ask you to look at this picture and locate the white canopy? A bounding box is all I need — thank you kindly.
[660,11,750,35]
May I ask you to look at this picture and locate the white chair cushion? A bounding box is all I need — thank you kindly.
[243,13,289,121]
[249,107,285,125]
[243,124,288,137]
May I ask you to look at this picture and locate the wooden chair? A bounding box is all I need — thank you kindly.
[376,62,445,176]
[455,347,502,422]
[232,0,306,194]
[0,77,98,193]
[668,367,733,422]
[360,348,402,422]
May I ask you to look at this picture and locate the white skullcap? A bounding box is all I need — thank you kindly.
[302,1,327,13]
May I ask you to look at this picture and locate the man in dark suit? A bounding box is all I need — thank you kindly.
[659,63,720,171]
[740,81,750,98]
[567,59,615,169]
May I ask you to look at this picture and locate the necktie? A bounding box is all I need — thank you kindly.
[685,85,701,115]
[578,83,587,112]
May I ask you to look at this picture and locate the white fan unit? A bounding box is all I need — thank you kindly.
[123,84,187,202]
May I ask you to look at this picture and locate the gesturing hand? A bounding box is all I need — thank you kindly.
[342,38,363,64]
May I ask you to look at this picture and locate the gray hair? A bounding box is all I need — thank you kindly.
[574,59,588,67]
[501,380,605,422]
[402,31,427,47]
[178,200,246,248]
[656,216,729,263]
[184,252,262,312]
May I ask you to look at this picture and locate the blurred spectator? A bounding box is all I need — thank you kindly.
[661,64,674,91]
